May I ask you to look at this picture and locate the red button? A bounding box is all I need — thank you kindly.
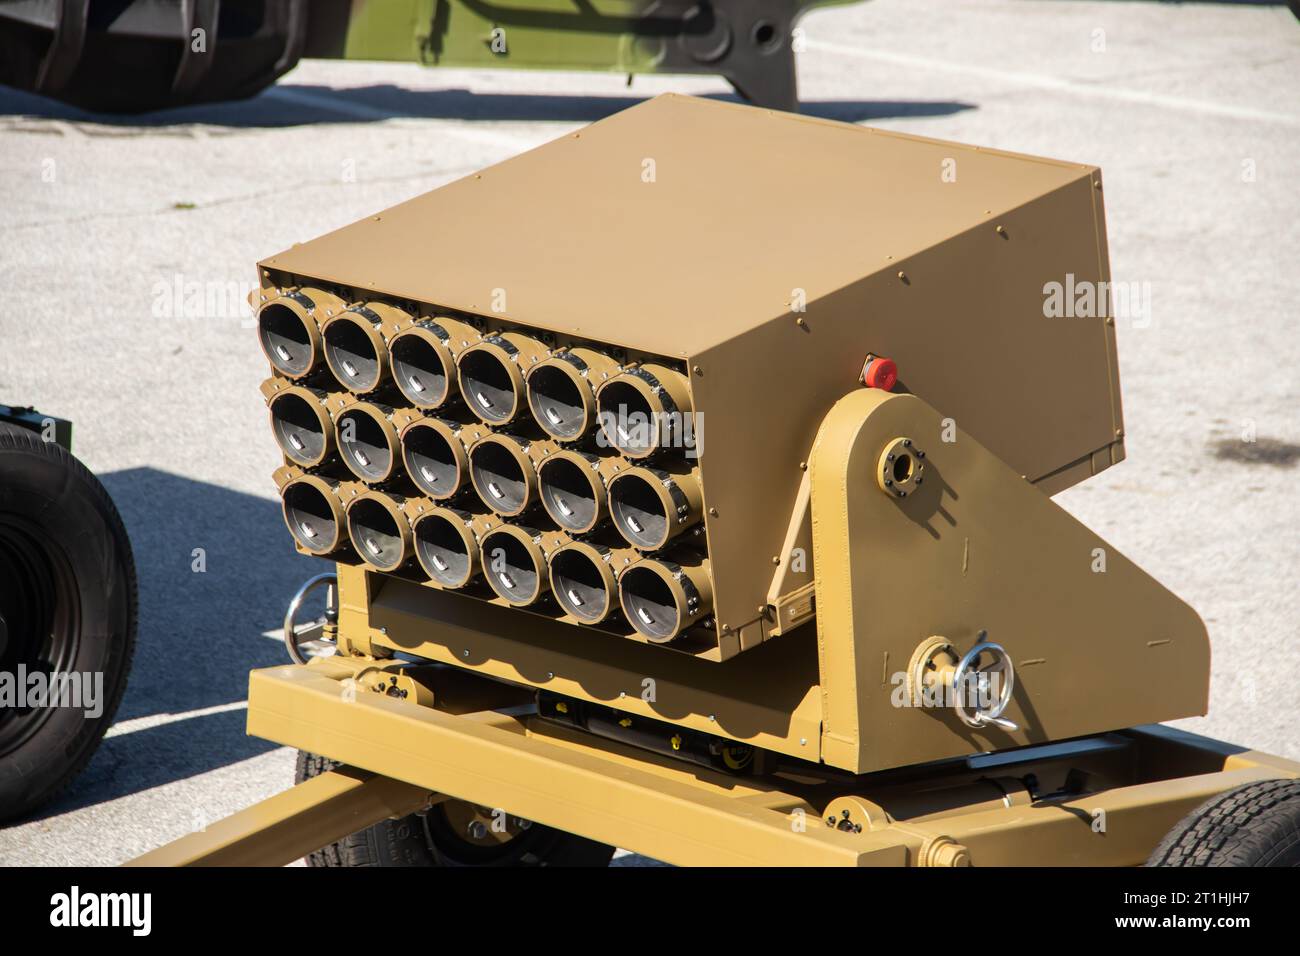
[861,356,897,391]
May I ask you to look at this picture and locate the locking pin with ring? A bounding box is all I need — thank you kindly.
[283,572,339,665]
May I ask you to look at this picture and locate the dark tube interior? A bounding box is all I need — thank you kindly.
[391,333,451,407]
[403,424,460,499]
[282,481,337,553]
[459,348,517,423]
[528,364,587,439]
[470,441,528,514]
[347,498,405,571]
[338,409,393,482]
[539,456,599,532]
[415,514,472,587]
[482,532,540,604]
[551,549,610,623]
[270,392,327,466]
[620,565,680,641]
[324,317,381,392]
[610,472,668,549]
[258,302,314,377]
[597,379,657,456]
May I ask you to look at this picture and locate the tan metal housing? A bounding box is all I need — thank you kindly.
[257,94,1124,660]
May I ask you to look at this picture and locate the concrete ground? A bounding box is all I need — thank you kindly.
[0,0,1296,866]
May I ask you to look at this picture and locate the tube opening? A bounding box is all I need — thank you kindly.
[258,302,315,377]
[609,472,668,550]
[892,453,914,483]
[539,456,600,533]
[550,548,611,623]
[481,530,542,605]
[347,497,406,571]
[269,391,327,466]
[391,332,451,408]
[414,513,473,587]
[528,364,588,439]
[337,408,394,482]
[402,423,461,499]
[323,317,381,393]
[597,379,658,457]
[282,480,339,554]
[619,564,681,641]
[470,440,529,515]
[459,348,517,424]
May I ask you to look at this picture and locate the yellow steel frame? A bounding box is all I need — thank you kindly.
[128,658,1300,866]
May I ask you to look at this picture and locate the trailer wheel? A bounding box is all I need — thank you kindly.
[0,424,136,821]
[1147,779,1300,866]
[295,751,616,867]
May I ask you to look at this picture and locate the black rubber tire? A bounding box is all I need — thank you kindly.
[295,751,616,867]
[1146,779,1300,867]
[0,423,137,821]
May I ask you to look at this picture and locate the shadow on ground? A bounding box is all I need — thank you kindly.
[0,82,975,128]
[99,466,328,724]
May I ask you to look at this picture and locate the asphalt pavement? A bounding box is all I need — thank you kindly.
[0,0,1297,865]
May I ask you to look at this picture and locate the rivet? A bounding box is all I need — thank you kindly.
[795,316,805,327]
[693,365,703,376]
[771,556,780,565]
[996,225,1006,235]
[708,507,718,516]
[799,461,807,470]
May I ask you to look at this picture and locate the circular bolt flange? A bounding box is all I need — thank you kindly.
[907,635,957,706]
[877,436,926,498]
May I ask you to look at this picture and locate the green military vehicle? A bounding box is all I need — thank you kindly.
[0,0,860,113]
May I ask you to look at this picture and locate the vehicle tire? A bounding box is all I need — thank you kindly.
[0,424,137,821]
[1146,779,1300,867]
[295,751,616,867]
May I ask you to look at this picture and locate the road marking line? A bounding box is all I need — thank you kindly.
[106,701,248,738]
[806,39,1300,128]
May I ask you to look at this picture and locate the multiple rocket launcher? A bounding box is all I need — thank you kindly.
[255,94,1132,668]
[259,287,712,647]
